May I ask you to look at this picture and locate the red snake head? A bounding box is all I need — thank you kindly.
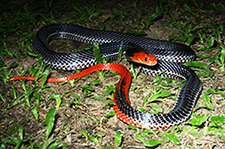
[129,51,157,66]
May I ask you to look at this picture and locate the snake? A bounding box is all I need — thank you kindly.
[10,23,202,130]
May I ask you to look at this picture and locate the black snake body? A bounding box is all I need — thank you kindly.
[32,23,202,130]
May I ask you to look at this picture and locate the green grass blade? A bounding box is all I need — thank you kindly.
[115,131,123,148]
[42,108,56,139]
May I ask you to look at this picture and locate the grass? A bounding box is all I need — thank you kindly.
[1,0,225,148]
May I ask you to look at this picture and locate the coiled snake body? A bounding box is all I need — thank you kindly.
[14,23,202,130]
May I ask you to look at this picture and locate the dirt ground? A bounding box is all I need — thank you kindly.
[1,0,225,148]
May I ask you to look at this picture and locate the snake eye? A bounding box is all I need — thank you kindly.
[144,57,148,61]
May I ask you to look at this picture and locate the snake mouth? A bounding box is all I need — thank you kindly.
[148,60,158,66]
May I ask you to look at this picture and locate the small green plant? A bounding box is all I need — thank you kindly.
[0,125,32,149]
[70,1,101,23]
[41,108,64,149]
[0,38,18,60]
[0,61,18,84]
[130,63,141,80]
[93,43,110,81]
[161,133,180,145]
[80,128,107,148]
[195,87,225,111]
[81,84,95,97]
[135,133,163,147]
[208,46,225,72]
[140,0,170,28]
[208,115,225,141]
[184,61,214,78]
[115,131,123,148]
